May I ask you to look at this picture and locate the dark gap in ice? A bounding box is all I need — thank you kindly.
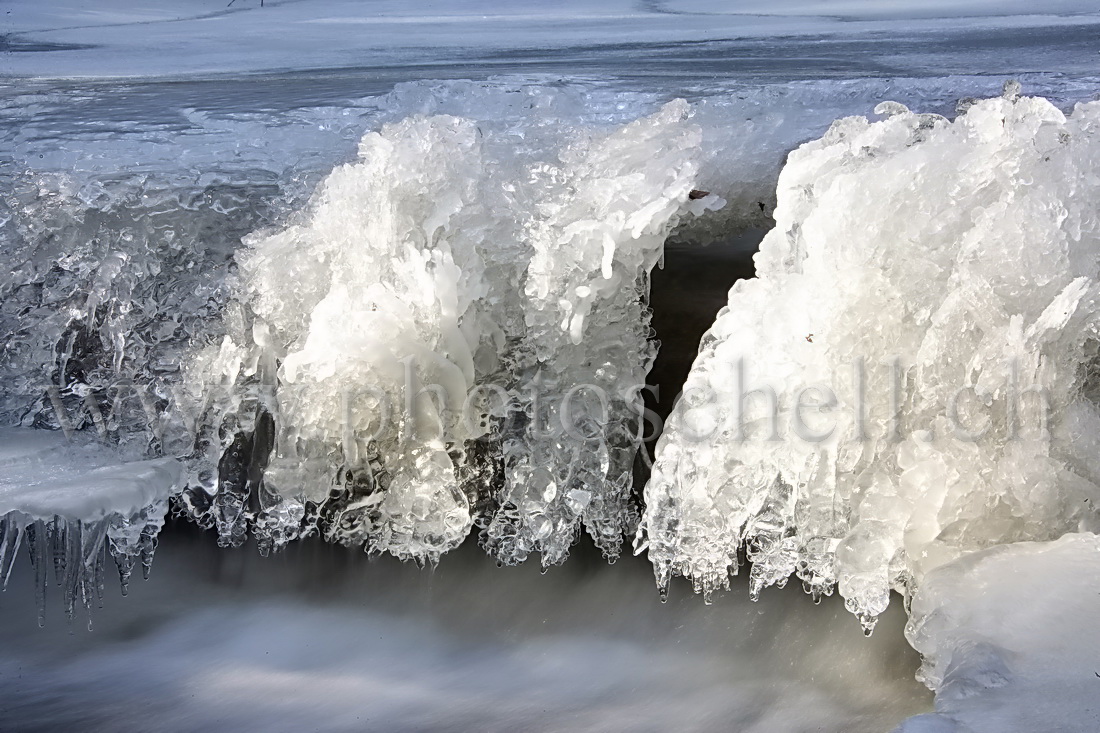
[645,227,765,453]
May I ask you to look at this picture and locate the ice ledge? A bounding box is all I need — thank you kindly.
[0,429,184,625]
[0,429,183,520]
[897,532,1100,733]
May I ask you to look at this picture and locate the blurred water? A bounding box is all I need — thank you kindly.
[0,212,931,730]
[0,522,931,732]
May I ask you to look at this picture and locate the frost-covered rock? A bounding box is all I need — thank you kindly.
[183,101,719,565]
[640,91,1100,631]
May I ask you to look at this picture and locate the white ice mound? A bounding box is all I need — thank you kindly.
[0,428,183,624]
[183,101,720,564]
[639,91,1100,631]
[898,532,1100,733]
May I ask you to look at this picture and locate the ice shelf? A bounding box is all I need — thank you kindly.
[897,533,1100,732]
[0,429,183,626]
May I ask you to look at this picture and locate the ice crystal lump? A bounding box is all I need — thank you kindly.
[182,101,720,565]
[6,80,1099,649]
[639,90,1100,632]
[0,87,718,619]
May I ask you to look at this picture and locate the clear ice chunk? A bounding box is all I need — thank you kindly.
[182,101,719,565]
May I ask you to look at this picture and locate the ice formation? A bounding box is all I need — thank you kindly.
[0,80,719,577]
[0,167,285,450]
[639,90,1100,632]
[0,429,183,625]
[181,101,720,565]
[898,533,1100,732]
[6,74,1100,660]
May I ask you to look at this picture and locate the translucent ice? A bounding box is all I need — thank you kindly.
[182,101,719,565]
[640,92,1100,630]
[0,167,292,454]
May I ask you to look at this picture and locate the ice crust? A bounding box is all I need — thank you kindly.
[0,428,181,519]
[0,429,182,625]
[7,0,1098,79]
[640,91,1100,631]
[182,100,719,564]
[897,533,1100,732]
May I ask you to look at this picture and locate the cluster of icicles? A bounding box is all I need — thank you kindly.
[3,88,1100,632]
[0,507,164,627]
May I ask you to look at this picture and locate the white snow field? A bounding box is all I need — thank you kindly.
[3,1,1100,731]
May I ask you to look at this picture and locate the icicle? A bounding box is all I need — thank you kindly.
[655,562,671,603]
[140,522,158,581]
[94,540,106,608]
[79,520,110,629]
[62,520,81,624]
[49,516,67,586]
[30,520,48,627]
[114,554,135,596]
[0,514,27,590]
[107,500,169,596]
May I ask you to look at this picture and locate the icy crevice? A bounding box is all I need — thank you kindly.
[640,90,1100,632]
